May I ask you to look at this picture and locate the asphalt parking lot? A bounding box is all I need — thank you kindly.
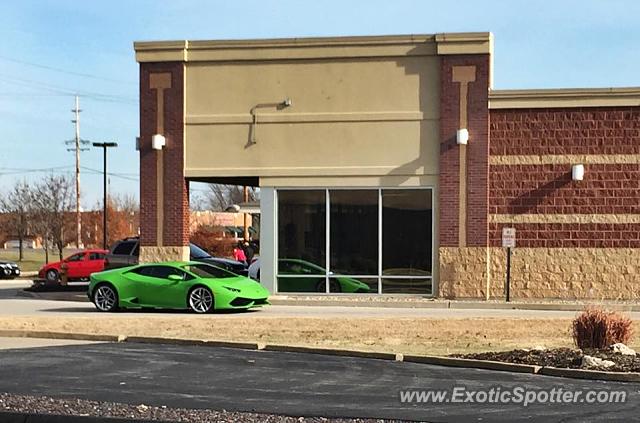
[0,341,638,422]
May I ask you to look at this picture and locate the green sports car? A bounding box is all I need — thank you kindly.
[278,258,372,293]
[88,261,269,313]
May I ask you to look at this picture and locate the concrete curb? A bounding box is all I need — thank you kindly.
[269,299,450,308]
[0,410,163,422]
[539,366,640,382]
[0,330,120,342]
[2,330,640,383]
[263,344,398,361]
[403,354,542,374]
[125,336,260,351]
[257,297,640,312]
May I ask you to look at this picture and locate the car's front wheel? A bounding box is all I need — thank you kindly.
[93,284,119,312]
[188,286,214,314]
[45,269,59,284]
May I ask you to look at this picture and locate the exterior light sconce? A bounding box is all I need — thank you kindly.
[457,128,469,145]
[249,98,292,145]
[151,134,166,150]
[572,164,585,181]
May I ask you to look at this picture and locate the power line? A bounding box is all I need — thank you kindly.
[0,55,137,85]
[80,166,139,181]
[0,73,138,104]
[0,166,139,182]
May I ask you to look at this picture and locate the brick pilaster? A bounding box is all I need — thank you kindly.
[438,54,490,247]
[139,62,189,250]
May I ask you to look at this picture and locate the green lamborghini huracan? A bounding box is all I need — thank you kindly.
[88,261,269,313]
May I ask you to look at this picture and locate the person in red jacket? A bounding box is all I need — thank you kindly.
[233,242,247,265]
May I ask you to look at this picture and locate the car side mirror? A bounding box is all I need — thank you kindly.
[167,274,182,282]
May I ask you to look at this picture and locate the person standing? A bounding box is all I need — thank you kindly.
[233,242,247,265]
[244,241,255,264]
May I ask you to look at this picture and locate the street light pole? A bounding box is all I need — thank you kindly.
[92,142,118,249]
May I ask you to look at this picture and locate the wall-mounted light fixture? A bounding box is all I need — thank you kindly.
[151,134,166,150]
[248,98,292,145]
[457,128,469,145]
[572,164,585,181]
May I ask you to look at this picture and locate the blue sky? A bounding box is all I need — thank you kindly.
[1,0,639,207]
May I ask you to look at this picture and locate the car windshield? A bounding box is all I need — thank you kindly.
[189,243,212,259]
[183,263,235,279]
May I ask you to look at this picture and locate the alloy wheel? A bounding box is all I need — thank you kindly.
[94,285,117,312]
[46,270,58,282]
[189,287,213,313]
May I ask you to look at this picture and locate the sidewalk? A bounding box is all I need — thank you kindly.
[269,295,640,312]
[14,285,640,312]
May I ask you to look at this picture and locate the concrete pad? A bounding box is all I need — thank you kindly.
[0,336,102,350]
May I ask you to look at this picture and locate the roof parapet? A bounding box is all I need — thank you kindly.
[489,87,640,109]
[134,32,492,63]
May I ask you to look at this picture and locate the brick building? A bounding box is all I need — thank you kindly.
[134,32,640,300]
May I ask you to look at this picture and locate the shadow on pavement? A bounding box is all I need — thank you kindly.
[38,306,260,315]
[0,287,22,300]
[25,285,87,293]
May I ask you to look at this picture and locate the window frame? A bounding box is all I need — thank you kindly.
[66,253,85,262]
[275,187,434,295]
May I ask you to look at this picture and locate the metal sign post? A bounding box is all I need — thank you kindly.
[502,227,516,302]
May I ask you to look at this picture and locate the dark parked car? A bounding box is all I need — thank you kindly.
[104,237,248,276]
[0,260,21,279]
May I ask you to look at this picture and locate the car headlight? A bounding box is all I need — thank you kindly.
[223,286,241,293]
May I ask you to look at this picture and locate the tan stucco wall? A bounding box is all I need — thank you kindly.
[439,247,640,300]
[184,55,440,179]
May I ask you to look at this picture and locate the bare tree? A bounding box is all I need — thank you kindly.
[204,184,259,211]
[29,199,52,264]
[31,175,74,261]
[111,193,138,215]
[0,180,33,261]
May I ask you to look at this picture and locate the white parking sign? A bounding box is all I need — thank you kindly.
[502,227,516,248]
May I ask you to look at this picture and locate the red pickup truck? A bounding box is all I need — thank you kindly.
[38,249,108,284]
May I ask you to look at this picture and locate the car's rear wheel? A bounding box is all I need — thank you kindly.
[188,286,214,314]
[45,269,59,283]
[93,284,119,312]
[316,279,341,293]
[330,280,341,293]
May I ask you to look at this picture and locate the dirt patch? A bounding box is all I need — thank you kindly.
[455,348,640,372]
[0,315,581,355]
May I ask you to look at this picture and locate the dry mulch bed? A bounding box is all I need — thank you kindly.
[453,348,640,373]
[0,393,401,423]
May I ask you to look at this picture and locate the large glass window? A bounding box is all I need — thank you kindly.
[276,188,433,295]
[277,190,326,293]
[330,190,378,276]
[382,189,432,275]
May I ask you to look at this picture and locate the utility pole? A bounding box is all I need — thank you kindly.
[66,96,89,249]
